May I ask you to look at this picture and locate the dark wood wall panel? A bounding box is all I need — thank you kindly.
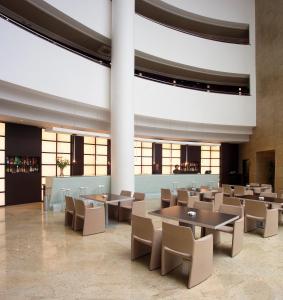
[70,135,84,176]
[5,123,42,205]
[152,143,162,174]
[220,143,241,185]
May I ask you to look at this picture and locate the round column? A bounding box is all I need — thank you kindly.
[110,0,135,194]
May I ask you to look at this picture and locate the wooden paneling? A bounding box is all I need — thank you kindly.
[70,135,84,176]
[152,143,162,174]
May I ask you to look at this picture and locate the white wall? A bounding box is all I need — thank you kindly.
[135,15,252,75]
[159,0,254,25]
[0,18,110,109]
[134,77,255,127]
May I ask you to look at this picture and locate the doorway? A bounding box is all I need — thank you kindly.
[256,150,275,188]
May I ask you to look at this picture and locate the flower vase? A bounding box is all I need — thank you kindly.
[59,167,64,176]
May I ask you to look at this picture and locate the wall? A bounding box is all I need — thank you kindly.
[239,0,283,192]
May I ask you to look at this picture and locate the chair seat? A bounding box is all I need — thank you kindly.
[164,246,192,260]
[108,202,118,206]
[217,225,233,233]
[178,200,187,205]
[120,203,132,210]
[66,209,74,214]
[162,198,171,203]
[246,214,265,221]
[76,213,85,219]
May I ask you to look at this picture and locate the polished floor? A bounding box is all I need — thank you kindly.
[0,201,283,300]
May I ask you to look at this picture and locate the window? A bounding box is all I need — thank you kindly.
[0,122,5,206]
[42,129,71,199]
[201,145,220,174]
[84,137,108,176]
[162,143,181,175]
[134,141,152,175]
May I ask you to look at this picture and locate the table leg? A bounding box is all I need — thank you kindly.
[105,203,108,226]
[117,201,121,222]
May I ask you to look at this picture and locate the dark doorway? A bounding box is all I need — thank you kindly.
[256,150,275,189]
[242,159,249,186]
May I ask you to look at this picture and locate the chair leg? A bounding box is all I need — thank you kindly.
[161,248,182,276]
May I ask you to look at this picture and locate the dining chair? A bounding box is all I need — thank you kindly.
[73,199,105,236]
[131,214,162,270]
[161,222,213,289]
[244,189,254,196]
[234,185,246,197]
[187,195,199,208]
[207,204,244,257]
[161,188,175,208]
[203,191,214,201]
[119,192,146,222]
[213,192,223,212]
[222,184,233,196]
[65,196,75,228]
[223,196,242,207]
[260,192,277,198]
[132,200,146,217]
[108,190,132,221]
[177,189,189,206]
[250,183,260,187]
[194,201,213,211]
[244,199,278,238]
[253,187,262,194]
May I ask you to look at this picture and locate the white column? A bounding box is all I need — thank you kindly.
[110,0,135,194]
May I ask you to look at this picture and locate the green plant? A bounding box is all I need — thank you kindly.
[56,157,69,169]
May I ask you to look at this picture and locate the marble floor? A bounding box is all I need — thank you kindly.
[0,201,283,300]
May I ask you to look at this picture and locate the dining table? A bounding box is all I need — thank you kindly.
[82,193,134,225]
[236,194,283,208]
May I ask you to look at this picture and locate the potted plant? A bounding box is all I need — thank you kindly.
[56,157,69,176]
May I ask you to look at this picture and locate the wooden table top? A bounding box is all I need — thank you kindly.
[82,193,133,203]
[238,194,283,204]
[149,205,239,229]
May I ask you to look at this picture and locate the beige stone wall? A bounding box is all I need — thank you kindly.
[239,0,283,192]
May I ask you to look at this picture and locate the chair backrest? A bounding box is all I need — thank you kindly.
[203,191,213,199]
[214,192,223,211]
[223,197,242,207]
[260,192,277,198]
[132,201,146,217]
[188,195,199,208]
[262,188,272,193]
[177,189,188,202]
[219,204,244,218]
[133,192,145,201]
[253,187,262,194]
[223,185,232,194]
[131,215,153,242]
[261,184,272,188]
[120,190,132,197]
[234,185,246,195]
[65,196,75,211]
[244,190,254,196]
[250,183,260,187]
[245,200,266,218]
[74,199,85,216]
[161,188,171,200]
[162,222,194,255]
[194,201,213,211]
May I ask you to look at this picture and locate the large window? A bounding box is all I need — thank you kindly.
[84,137,108,176]
[162,143,181,175]
[0,123,5,206]
[201,145,220,174]
[42,130,71,194]
[134,141,152,175]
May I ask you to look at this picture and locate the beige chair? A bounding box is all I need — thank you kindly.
[213,192,223,212]
[132,200,146,217]
[244,200,278,238]
[262,188,272,193]
[207,205,244,257]
[203,191,214,201]
[187,195,199,208]
[253,187,262,194]
[244,189,254,196]
[223,196,242,206]
[260,192,277,198]
[234,185,246,197]
[119,192,146,222]
[161,222,213,289]
[222,184,233,196]
[109,190,132,220]
[250,183,260,187]
[131,215,162,270]
[194,201,213,211]
[73,199,105,235]
[161,189,175,208]
[177,189,189,206]
[65,196,75,227]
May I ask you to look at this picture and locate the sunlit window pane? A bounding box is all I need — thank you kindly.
[211,167,220,174]
[142,148,152,156]
[172,150,180,157]
[42,165,56,177]
[142,157,152,165]
[96,155,107,165]
[163,149,171,157]
[211,159,220,167]
[201,146,210,151]
[57,165,70,176]
[96,145,107,155]
[0,137,5,150]
[0,193,5,206]
[163,158,171,165]
[134,141,141,147]
[96,166,107,176]
[201,159,210,166]
[42,177,46,185]
[57,134,71,142]
[162,166,171,175]
[84,155,95,165]
[135,166,141,175]
[134,147,141,156]
[84,136,95,144]
[211,151,220,159]
[57,142,70,153]
[42,141,56,152]
[57,154,70,162]
[42,130,56,141]
[142,142,152,148]
[135,156,141,165]
[84,166,95,176]
[162,144,171,149]
[84,144,95,155]
[201,151,211,159]
[42,153,56,165]
[171,158,180,165]
[0,151,4,164]
[0,123,5,136]
[211,146,220,151]
[172,144,181,150]
[0,179,4,192]
[96,138,108,145]
[142,166,152,174]
[201,167,210,174]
